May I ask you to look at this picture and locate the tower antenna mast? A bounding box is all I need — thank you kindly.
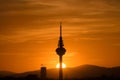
[60,22,62,37]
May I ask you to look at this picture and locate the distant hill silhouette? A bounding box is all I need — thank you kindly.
[0,64,120,79]
[0,71,16,77]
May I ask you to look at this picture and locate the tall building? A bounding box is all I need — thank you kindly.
[40,66,47,80]
[56,22,66,80]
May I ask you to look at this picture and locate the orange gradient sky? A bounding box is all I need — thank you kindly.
[0,0,120,73]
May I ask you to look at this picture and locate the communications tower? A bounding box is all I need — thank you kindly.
[56,22,66,80]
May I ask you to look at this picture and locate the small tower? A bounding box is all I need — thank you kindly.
[40,65,47,80]
[56,22,66,80]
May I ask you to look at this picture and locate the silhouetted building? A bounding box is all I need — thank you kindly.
[56,22,66,80]
[40,66,47,80]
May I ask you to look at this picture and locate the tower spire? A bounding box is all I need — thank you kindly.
[58,22,64,48]
[60,22,62,37]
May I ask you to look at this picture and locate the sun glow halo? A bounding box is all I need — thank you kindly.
[56,63,66,68]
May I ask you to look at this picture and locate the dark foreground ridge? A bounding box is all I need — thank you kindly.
[0,65,120,80]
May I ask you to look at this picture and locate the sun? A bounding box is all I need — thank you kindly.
[56,63,66,68]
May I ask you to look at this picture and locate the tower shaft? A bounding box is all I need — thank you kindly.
[59,56,63,80]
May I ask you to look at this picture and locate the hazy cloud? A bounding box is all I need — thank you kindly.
[0,0,120,41]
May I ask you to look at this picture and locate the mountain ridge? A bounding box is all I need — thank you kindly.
[0,64,120,78]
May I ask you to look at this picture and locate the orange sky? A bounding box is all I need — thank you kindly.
[0,0,120,73]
